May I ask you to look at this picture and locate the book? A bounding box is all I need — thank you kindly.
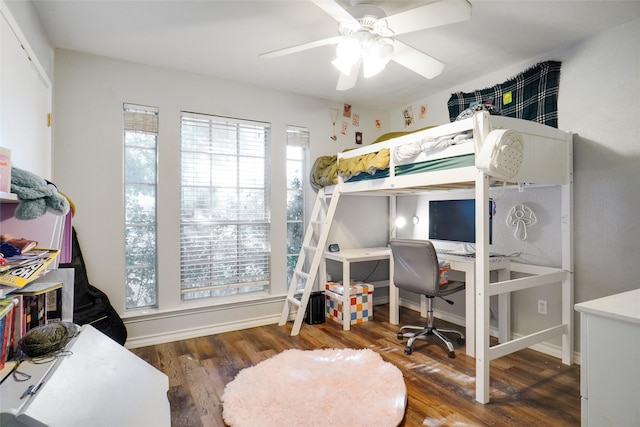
[0,297,17,370]
[9,281,63,326]
[6,297,18,361]
[0,146,10,193]
[0,249,53,271]
[0,315,6,370]
[3,237,38,254]
[0,248,59,288]
[4,299,17,363]
[23,293,46,332]
[45,287,62,323]
[9,294,24,351]
[0,297,14,318]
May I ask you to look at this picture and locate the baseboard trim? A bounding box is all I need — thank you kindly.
[125,314,281,349]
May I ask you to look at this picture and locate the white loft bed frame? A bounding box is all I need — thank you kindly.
[327,111,574,404]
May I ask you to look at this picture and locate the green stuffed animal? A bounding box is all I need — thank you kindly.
[10,166,70,220]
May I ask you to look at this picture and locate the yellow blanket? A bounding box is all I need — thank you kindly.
[337,148,390,179]
[310,155,339,189]
[310,148,390,189]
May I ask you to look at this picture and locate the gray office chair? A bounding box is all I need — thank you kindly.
[390,238,466,358]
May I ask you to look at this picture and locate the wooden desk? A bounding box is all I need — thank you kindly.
[322,247,391,331]
[389,253,511,358]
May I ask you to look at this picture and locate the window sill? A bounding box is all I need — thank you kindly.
[121,291,285,322]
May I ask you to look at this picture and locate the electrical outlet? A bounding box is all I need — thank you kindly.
[537,299,548,315]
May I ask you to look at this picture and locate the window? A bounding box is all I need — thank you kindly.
[123,104,158,309]
[180,112,271,300]
[286,126,309,285]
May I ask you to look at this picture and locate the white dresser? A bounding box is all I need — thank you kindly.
[574,289,640,427]
[0,325,170,426]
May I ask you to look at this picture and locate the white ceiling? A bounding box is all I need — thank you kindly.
[32,0,640,110]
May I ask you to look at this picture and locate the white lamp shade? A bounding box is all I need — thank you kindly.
[363,40,393,78]
[336,38,361,61]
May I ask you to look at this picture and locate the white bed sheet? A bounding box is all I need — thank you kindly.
[391,130,474,166]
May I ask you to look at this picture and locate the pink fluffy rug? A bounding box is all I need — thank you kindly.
[221,348,406,427]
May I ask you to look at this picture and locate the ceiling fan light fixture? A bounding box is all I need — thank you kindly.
[332,37,361,75]
[362,39,394,78]
[335,37,361,60]
[362,57,385,78]
[264,0,473,90]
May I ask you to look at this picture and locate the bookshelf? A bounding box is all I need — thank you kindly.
[0,192,17,201]
[0,194,70,298]
[0,193,74,373]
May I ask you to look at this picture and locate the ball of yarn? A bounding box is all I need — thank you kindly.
[18,322,79,357]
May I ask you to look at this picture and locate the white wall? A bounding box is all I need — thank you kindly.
[0,1,52,178]
[51,49,390,346]
[390,19,640,353]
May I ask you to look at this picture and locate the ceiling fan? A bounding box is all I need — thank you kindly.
[260,0,472,90]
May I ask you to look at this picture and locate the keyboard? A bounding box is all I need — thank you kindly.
[436,249,475,257]
[436,249,505,262]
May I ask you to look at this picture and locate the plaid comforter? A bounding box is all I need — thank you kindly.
[447,61,561,128]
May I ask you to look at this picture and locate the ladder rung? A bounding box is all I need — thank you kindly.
[303,245,317,252]
[295,271,310,280]
[287,296,302,307]
[310,220,323,225]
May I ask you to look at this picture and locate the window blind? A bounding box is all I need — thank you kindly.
[124,103,159,134]
[286,125,310,148]
[180,112,271,300]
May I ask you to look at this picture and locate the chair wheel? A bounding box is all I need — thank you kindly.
[457,338,465,345]
[448,351,456,359]
[404,346,412,355]
[397,332,404,340]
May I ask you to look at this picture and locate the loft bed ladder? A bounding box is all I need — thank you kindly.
[279,187,341,336]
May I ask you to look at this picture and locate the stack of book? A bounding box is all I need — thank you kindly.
[0,248,63,372]
[0,248,60,297]
[0,281,63,371]
[0,297,18,370]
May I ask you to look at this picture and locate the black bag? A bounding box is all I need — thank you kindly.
[59,227,127,345]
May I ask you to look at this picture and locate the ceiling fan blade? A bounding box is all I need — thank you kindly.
[310,0,360,27]
[391,40,445,79]
[260,36,342,59]
[336,57,361,91]
[385,0,472,36]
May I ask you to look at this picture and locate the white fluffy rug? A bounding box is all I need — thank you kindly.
[221,348,406,427]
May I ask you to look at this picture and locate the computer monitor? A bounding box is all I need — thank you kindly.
[428,199,494,245]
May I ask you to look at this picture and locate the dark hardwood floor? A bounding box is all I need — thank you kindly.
[131,304,581,427]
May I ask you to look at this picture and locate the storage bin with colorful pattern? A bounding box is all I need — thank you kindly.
[325,281,374,325]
